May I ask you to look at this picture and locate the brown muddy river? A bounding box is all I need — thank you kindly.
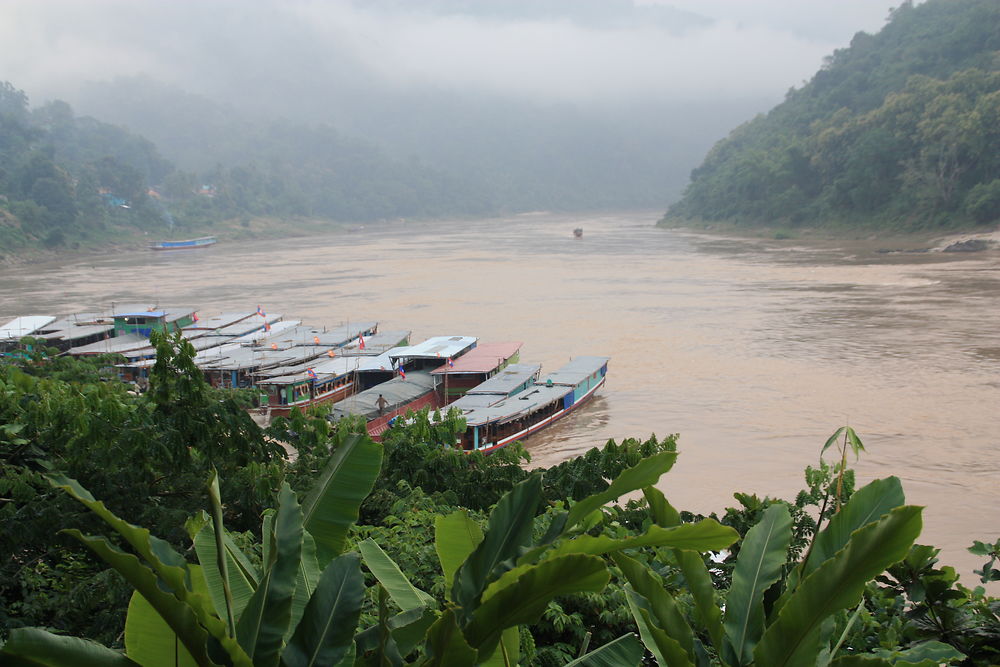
[2,211,999,580]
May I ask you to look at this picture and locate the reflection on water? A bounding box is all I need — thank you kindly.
[2,211,999,579]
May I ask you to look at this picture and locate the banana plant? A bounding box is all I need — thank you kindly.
[0,433,382,667]
[357,449,741,665]
[0,440,740,666]
[614,460,961,666]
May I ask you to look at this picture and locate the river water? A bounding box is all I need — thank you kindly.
[2,210,998,579]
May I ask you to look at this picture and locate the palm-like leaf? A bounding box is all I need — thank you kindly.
[236,483,303,666]
[754,506,922,667]
[301,434,383,566]
[282,553,365,667]
[723,503,792,666]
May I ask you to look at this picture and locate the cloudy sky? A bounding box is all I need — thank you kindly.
[2,0,904,108]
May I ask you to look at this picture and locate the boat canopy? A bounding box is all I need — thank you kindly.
[200,315,289,339]
[68,333,150,356]
[539,356,610,386]
[339,330,411,356]
[37,323,114,343]
[459,384,574,427]
[463,363,540,395]
[197,345,329,372]
[0,316,57,341]
[257,355,365,383]
[389,335,477,361]
[430,341,522,375]
[328,371,435,421]
[182,312,258,331]
[265,321,377,348]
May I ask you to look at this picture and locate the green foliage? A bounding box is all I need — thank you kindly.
[0,348,286,644]
[667,0,1000,231]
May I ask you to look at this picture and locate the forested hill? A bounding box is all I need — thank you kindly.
[665,0,1000,232]
[0,81,493,257]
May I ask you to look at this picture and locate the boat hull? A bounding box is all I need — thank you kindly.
[476,374,605,454]
[266,382,355,418]
[149,237,217,251]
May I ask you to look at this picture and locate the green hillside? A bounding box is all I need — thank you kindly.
[0,81,493,258]
[665,0,1000,232]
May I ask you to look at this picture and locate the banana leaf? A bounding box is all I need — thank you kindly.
[753,506,922,667]
[612,552,695,661]
[236,483,303,666]
[358,538,436,611]
[283,553,365,667]
[301,434,383,566]
[624,589,694,667]
[435,510,484,597]
[564,633,643,667]
[420,608,478,667]
[464,554,609,660]
[452,474,541,616]
[0,627,140,667]
[723,503,792,666]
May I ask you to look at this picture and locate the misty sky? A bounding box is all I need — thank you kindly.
[3,0,904,109]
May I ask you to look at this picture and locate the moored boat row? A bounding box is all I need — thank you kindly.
[1,306,608,452]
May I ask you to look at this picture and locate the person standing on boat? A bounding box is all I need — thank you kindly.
[376,393,389,416]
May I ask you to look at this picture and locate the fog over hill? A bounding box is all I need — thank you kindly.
[2,0,900,212]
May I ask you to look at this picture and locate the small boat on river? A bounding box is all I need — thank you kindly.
[149,236,217,251]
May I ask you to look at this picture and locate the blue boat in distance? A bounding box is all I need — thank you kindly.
[149,236,217,251]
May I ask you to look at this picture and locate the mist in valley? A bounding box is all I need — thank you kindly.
[2,0,900,213]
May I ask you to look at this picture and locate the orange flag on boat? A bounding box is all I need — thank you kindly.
[358,334,365,350]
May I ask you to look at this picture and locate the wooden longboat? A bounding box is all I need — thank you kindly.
[454,356,609,453]
[149,236,217,251]
[254,329,408,416]
[430,341,523,404]
[327,370,439,440]
[256,359,360,417]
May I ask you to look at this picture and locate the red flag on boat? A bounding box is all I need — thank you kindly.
[399,365,406,380]
[358,334,366,350]
[447,357,454,368]
[193,312,199,322]
[306,368,317,380]
[256,305,265,317]
[313,336,320,344]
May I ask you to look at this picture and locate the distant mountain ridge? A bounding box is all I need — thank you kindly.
[0,79,495,255]
[665,0,1000,232]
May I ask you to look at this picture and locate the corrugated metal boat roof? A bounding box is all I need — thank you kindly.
[328,371,435,421]
[389,336,477,361]
[0,316,57,340]
[198,345,330,372]
[183,312,257,331]
[264,321,377,348]
[539,356,610,386]
[459,384,574,427]
[68,334,151,356]
[464,363,541,395]
[339,330,411,356]
[36,324,114,342]
[430,342,522,375]
[257,355,366,384]
[205,314,286,338]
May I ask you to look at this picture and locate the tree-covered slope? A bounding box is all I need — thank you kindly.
[666,0,1000,231]
[0,80,495,257]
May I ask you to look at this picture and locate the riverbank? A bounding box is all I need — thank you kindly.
[0,215,362,268]
[657,217,1000,258]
